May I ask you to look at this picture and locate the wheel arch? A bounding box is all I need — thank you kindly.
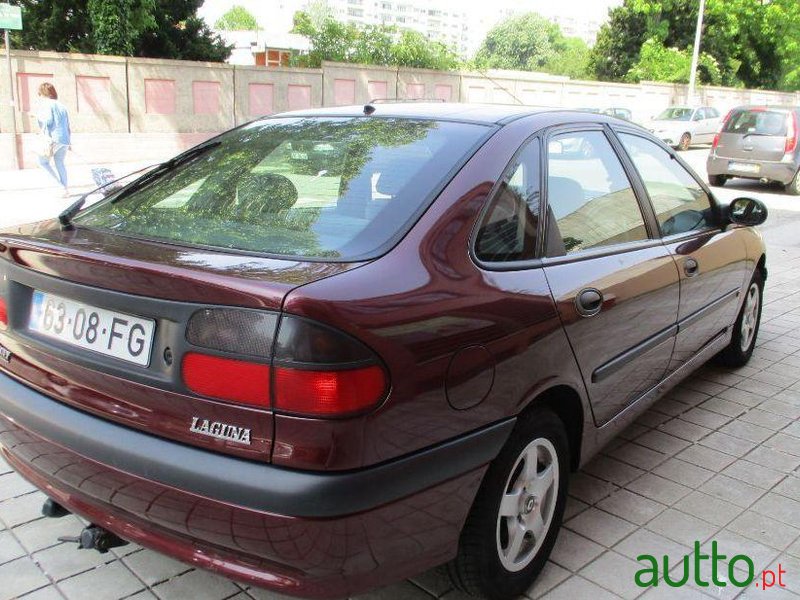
[519,385,585,472]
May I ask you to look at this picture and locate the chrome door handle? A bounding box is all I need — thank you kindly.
[684,258,699,277]
[575,288,603,317]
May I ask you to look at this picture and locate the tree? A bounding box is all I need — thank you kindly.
[625,38,721,84]
[214,5,258,31]
[590,0,800,91]
[475,13,563,72]
[88,0,156,56]
[291,11,459,70]
[543,37,592,80]
[12,0,231,62]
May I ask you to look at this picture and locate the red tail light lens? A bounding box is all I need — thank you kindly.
[712,133,721,149]
[786,112,798,154]
[182,309,389,417]
[0,297,7,328]
[182,352,270,407]
[274,365,386,416]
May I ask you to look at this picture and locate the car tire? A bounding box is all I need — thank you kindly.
[716,269,763,368]
[448,408,569,600]
[678,133,692,151]
[708,174,727,187]
[785,171,800,196]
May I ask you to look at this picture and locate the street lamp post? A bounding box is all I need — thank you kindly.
[687,0,706,105]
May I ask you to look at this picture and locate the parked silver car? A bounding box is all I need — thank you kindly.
[707,105,800,195]
[648,106,721,150]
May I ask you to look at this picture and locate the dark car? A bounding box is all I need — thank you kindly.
[707,105,800,194]
[0,104,767,600]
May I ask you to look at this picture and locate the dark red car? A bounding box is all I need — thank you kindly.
[0,104,767,599]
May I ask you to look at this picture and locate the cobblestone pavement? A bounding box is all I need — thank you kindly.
[1,152,800,599]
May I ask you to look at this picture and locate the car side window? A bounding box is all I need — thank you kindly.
[475,139,540,262]
[707,107,719,119]
[618,133,714,236]
[546,131,648,256]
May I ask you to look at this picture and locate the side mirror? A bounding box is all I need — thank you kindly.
[729,197,767,226]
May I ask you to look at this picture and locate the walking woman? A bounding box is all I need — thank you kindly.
[36,82,71,197]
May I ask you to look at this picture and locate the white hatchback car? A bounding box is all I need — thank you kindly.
[649,106,722,150]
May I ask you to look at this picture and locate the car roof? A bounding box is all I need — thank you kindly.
[272,102,563,125]
[732,105,799,112]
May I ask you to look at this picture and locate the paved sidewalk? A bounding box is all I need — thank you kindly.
[1,158,800,599]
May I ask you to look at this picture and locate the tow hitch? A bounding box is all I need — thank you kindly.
[57,524,129,554]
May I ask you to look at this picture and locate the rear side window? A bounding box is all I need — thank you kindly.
[618,133,714,236]
[475,139,540,262]
[77,117,489,261]
[546,131,647,256]
[723,110,788,136]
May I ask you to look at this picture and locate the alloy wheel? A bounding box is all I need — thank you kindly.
[495,437,559,572]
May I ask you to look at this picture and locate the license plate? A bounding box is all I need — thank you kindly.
[28,291,155,366]
[729,161,760,174]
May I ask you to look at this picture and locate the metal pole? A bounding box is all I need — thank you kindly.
[687,0,706,105]
[4,27,18,169]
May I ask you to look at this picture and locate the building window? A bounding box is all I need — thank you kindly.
[348,7,363,16]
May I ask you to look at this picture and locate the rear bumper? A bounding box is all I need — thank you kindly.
[707,154,798,184]
[0,371,513,598]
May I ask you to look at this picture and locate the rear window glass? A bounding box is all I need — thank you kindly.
[723,110,788,136]
[76,117,488,261]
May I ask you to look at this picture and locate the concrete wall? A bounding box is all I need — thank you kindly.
[1,49,799,170]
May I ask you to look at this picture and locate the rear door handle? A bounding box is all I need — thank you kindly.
[684,258,699,277]
[575,288,603,317]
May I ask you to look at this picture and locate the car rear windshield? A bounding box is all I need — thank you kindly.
[723,109,788,136]
[76,117,489,261]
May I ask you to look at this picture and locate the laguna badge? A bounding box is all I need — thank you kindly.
[0,344,10,363]
[190,417,251,445]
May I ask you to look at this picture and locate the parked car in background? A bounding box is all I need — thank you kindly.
[707,105,800,194]
[576,107,633,121]
[602,107,633,121]
[649,106,722,150]
[0,104,768,600]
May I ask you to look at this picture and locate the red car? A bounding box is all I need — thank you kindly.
[0,104,767,599]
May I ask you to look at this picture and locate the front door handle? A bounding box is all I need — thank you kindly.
[575,288,603,317]
[684,258,699,277]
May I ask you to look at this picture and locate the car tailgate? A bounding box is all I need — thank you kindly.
[0,220,361,462]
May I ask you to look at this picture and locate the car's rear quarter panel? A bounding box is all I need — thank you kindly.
[278,116,591,470]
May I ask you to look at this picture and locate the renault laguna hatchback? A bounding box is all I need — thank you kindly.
[707,105,800,194]
[0,104,767,600]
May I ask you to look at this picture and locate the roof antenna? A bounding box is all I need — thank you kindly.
[363,104,376,116]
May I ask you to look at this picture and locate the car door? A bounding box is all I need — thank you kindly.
[616,131,749,372]
[541,127,680,426]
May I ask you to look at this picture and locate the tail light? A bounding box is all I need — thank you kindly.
[181,308,387,417]
[0,297,7,329]
[712,109,734,151]
[786,112,798,154]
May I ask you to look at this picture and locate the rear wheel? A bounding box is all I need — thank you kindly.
[678,132,692,151]
[785,170,800,195]
[708,174,727,187]
[716,270,763,367]
[448,409,569,600]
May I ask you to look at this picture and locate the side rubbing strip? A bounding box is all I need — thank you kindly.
[677,288,740,332]
[592,325,678,383]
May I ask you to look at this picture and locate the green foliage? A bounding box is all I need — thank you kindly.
[12,0,231,62]
[626,38,721,85]
[543,37,593,80]
[475,13,562,72]
[474,13,592,79]
[291,11,459,70]
[214,5,259,31]
[88,0,156,56]
[590,0,800,91]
